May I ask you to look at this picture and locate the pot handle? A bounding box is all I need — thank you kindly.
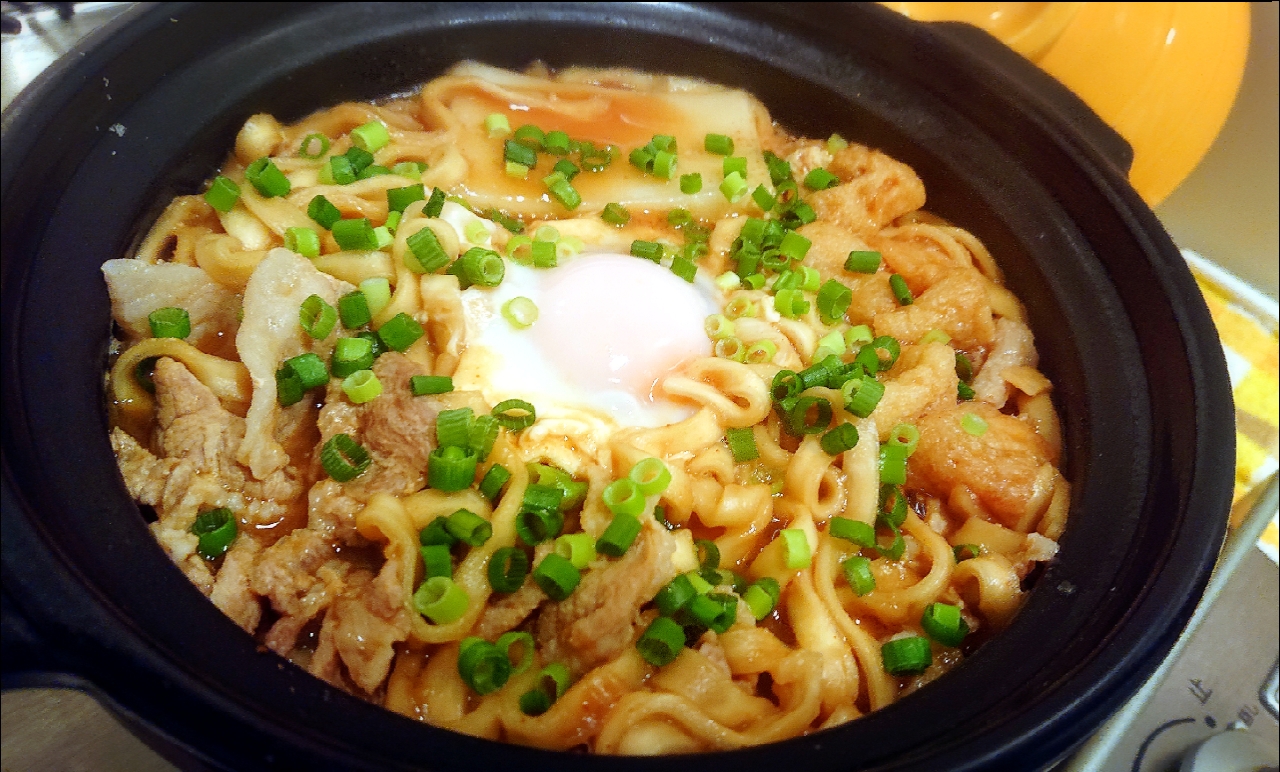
[928,21,1135,175]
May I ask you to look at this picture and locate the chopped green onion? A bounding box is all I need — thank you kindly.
[386,183,426,214]
[427,445,478,492]
[307,195,342,229]
[551,158,580,181]
[817,280,853,324]
[695,539,720,571]
[670,256,697,283]
[504,139,538,169]
[468,414,499,461]
[687,572,714,596]
[448,247,505,289]
[787,396,833,436]
[953,544,982,562]
[919,329,950,346]
[680,173,703,194]
[877,524,907,561]
[520,662,570,715]
[704,314,735,341]
[502,296,539,329]
[446,508,492,547]
[804,168,840,190]
[420,543,452,579]
[879,444,908,485]
[275,366,303,407]
[630,240,664,262]
[654,574,698,616]
[751,185,776,211]
[882,635,932,675]
[321,433,370,482]
[283,226,320,258]
[283,352,328,389]
[319,154,351,185]
[406,375,450,399]
[888,423,921,456]
[530,240,557,268]
[636,616,685,667]
[297,133,330,159]
[554,532,597,568]
[829,516,876,547]
[463,220,491,247]
[715,272,742,291]
[337,290,371,329]
[763,150,792,185]
[492,399,535,430]
[351,120,389,153]
[391,161,427,178]
[419,518,457,547]
[191,508,238,560]
[478,464,511,503]
[843,555,876,596]
[629,458,671,497]
[745,340,777,364]
[743,577,781,620]
[204,176,241,212]
[844,376,885,418]
[773,288,810,319]
[516,495,565,546]
[358,165,392,181]
[485,112,511,137]
[376,312,424,352]
[779,231,812,262]
[300,295,337,340]
[542,171,582,210]
[331,337,374,378]
[457,637,510,694]
[245,157,291,197]
[844,326,873,348]
[601,202,630,226]
[689,591,737,633]
[487,546,529,593]
[351,280,388,320]
[332,218,379,251]
[720,171,748,202]
[652,150,677,179]
[436,407,475,449]
[878,485,908,529]
[148,307,190,339]
[958,381,976,401]
[722,156,748,178]
[820,422,860,455]
[955,351,975,382]
[342,369,381,404]
[742,273,765,290]
[513,124,545,149]
[496,630,535,675]
[844,250,882,274]
[889,273,914,305]
[725,427,759,462]
[404,225,449,274]
[961,412,989,436]
[771,369,803,403]
[780,528,811,569]
[921,602,969,647]
[714,337,745,361]
[704,133,734,155]
[798,266,822,292]
[827,133,849,153]
[533,553,581,601]
[425,187,446,218]
[597,514,643,558]
[602,478,645,518]
[542,130,571,156]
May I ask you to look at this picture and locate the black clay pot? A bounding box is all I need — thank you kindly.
[0,4,1233,771]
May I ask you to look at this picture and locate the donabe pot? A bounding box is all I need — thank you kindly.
[0,4,1233,771]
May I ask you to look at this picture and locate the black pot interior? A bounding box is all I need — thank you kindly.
[0,4,1232,771]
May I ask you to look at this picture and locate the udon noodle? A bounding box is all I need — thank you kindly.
[105,63,1067,753]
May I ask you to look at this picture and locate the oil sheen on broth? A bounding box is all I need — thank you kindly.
[103,62,1069,754]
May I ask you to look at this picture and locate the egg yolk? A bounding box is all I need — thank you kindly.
[531,253,715,405]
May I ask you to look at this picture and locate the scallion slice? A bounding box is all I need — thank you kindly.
[337,290,371,329]
[436,407,475,449]
[636,616,685,667]
[725,427,759,462]
[843,555,876,596]
[803,167,840,190]
[602,478,645,518]
[554,532,597,569]
[629,240,664,262]
[816,279,853,324]
[844,250,881,274]
[502,296,538,329]
[670,256,696,283]
[689,591,737,634]
[342,369,381,404]
[844,376,885,418]
[492,399,535,430]
[961,412,989,436]
[297,133,330,159]
[889,273,914,305]
[419,518,457,547]
[882,636,932,675]
[307,195,342,230]
[245,157,291,197]
[601,202,630,226]
[420,542,452,579]
[478,464,511,503]
[680,173,703,194]
[485,113,511,138]
[321,433,370,482]
[148,307,190,339]
[780,528,811,569]
[745,340,777,364]
[487,546,529,593]
[410,374,452,396]
[829,516,876,547]
[597,514,642,558]
[879,444,909,485]
[332,218,379,251]
[542,171,582,210]
[787,396,833,436]
[532,553,581,601]
[888,423,921,455]
[445,508,492,547]
[743,577,781,620]
[330,337,373,378]
[921,602,969,647]
[457,637,510,694]
[704,133,734,155]
[204,176,240,213]
[427,445,478,492]
[300,295,337,340]
[191,508,238,560]
[720,171,748,202]
[654,574,698,616]
[283,352,328,390]
[376,313,424,352]
[820,422,860,455]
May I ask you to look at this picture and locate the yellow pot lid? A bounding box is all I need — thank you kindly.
[883,2,1251,206]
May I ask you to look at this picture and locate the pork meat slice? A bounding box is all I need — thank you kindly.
[536,519,679,675]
